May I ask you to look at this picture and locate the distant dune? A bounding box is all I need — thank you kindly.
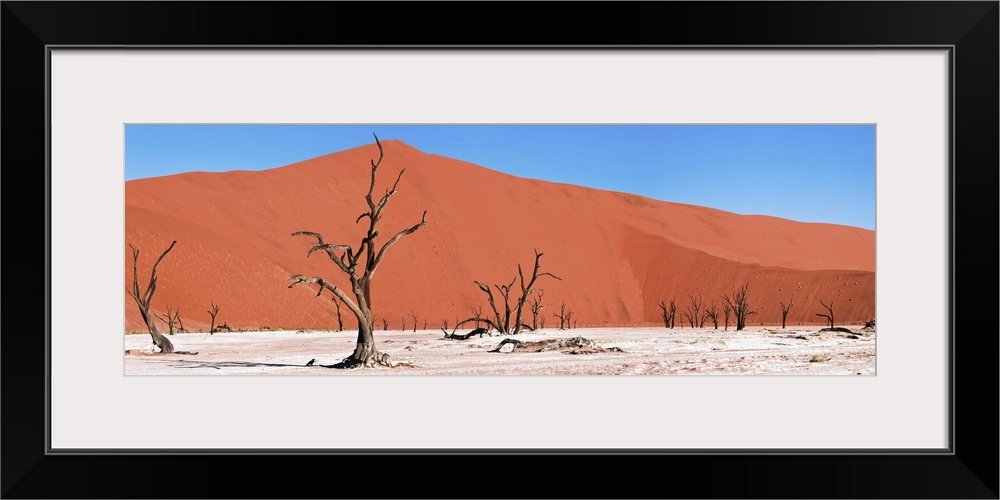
[125,140,875,332]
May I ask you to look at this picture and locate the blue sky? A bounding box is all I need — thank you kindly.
[125,124,875,230]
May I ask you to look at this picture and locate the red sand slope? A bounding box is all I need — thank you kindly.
[125,140,875,332]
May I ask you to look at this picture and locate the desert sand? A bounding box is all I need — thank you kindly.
[125,140,875,334]
[124,325,875,376]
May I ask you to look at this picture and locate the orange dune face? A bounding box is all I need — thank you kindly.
[124,140,875,332]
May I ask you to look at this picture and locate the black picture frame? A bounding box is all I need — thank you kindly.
[3,2,996,498]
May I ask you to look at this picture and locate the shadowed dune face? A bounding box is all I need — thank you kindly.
[125,140,875,332]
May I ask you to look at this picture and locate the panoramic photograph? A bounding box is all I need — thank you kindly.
[124,124,876,375]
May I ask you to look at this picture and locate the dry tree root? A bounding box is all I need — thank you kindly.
[490,336,625,354]
[818,327,855,334]
[444,328,491,340]
[125,350,198,355]
[330,350,394,369]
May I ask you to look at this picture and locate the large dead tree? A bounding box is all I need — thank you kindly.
[815,297,835,328]
[474,250,560,335]
[288,134,427,368]
[207,301,221,334]
[722,283,756,331]
[780,297,794,329]
[126,241,176,353]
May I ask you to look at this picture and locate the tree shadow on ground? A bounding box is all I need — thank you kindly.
[154,359,338,370]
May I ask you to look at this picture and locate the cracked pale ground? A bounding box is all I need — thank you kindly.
[124,326,875,376]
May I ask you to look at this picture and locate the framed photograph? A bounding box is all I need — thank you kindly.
[4,2,996,498]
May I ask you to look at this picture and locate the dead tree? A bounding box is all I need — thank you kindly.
[704,301,719,329]
[780,297,794,329]
[470,306,483,329]
[381,318,389,331]
[423,319,428,330]
[816,297,835,328]
[155,306,181,335]
[667,299,677,329]
[539,316,547,329]
[723,303,732,331]
[288,134,427,368]
[565,308,575,330]
[553,301,570,330]
[331,294,344,331]
[207,301,221,334]
[409,311,419,333]
[126,241,177,353]
[686,295,704,328]
[528,290,547,331]
[658,301,671,328]
[722,283,756,331]
[475,276,515,334]
[400,316,406,332]
[474,250,560,335]
[440,319,450,336]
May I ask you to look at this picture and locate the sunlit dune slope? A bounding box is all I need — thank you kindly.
[125,140,875,332]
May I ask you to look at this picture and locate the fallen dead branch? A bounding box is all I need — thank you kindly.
[489,336,625,354]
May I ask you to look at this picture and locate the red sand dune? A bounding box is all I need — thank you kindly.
[125,140,875,332]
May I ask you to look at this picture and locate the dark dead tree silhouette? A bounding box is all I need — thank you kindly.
[207,301,221,334]
[722,283,756,331]
[528,290,547,331]
[381,318,389,331]
[330,294,345,332]
[155,306,181,335]
[780,296,794,329]
[288,134,427,368]
[816,297,835,328]
[723,302,732,331]
[470,306,483,329]
[409,311,419,333]
[126,241,177,353]
[658,300,671,329]
[685,295,705,328]
[553,301,570,330]
[704,301,719,329]
[475,276,515,335]
[473,250,560,335]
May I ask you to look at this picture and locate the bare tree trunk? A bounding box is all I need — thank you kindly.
[723,283,756,331]
[127,241,176,353]
[705,302,719,329]
[668,299,677,329]
[471,306,483,329]
[346,321,390,367]
[207,301,220,334]
[554,301,569,330]
[780,297,794,329]
[816,298,835,328]
[409,311,419,332]
[332,295,344,331]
